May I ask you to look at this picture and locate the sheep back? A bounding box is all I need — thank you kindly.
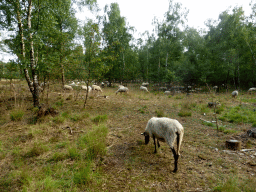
[64,85,73,90]
[232,90,238,97]
[145,117,184,150]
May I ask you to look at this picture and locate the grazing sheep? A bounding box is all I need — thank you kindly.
[141,117,184,172]
[81,85,92,92]
[248,87,256,94]
[92,85,103,95]
[159,87,167,92]
[140,86,149,92]
[232,90,238,98]
[64,85,73,90]
[69,81,80,87]
[116,86,129,95]
[142,82,149,87]
[164,91,171,95]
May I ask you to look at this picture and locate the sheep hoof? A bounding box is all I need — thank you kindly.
[154,150,157,153]
[173,168,178,173]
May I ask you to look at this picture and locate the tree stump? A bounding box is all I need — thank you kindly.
[208,102,217,108]
[225,140,241,150]
[247,128,256,138]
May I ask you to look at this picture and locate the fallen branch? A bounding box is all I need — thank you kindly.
[96,95,108,98]
[200,118,216,124]
[62,126,85,135]
[63,126,73,135]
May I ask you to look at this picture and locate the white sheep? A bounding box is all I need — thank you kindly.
[232,90,238,98]
[116,86,129,95]
[141,117,184,172]
[140,86,149,92]
[248,87,256,94]
[64,85,73,90]
[81,85,92,92]
[142,82,149,87]
[92,85,103,96]
[118,85,125,88]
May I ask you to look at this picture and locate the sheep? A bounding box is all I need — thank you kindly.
[248,87,256,94]
[81,85,92,92]
[92,85,102,92]
[142,82,149,87]
[140,86,149,92]
[159,87,167,92]
[232,90,238,98]
[91,85,103,96]
[141,117,184,172]
[69,82,78,87]
[64,85,73,90]
[115,86,129,95]
[118,85,125,88]
[164,90,171,95]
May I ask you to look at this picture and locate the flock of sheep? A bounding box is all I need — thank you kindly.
[58,81,256,172]
[2,79,256,172]
[63,81,150,96]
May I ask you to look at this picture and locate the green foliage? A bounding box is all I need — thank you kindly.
[216,105,225,114]
[69,112,89,122]
[61,111,70,118]
[213,175,256,192]
[73,163,92,186]
[52,115,65,124]
[202,121,214,127]
[155,110,165,117]
[91,115,108,123]
[214,176,240,192]
[221,105,256,124]
[23,143,48,158]
[84,125,108,160]
[218,126,237,134]
[55,99,64,107]
[70,113,82,122]
[138,106,147,114]
[48,152,67,162]
[68,147,81,160]
[10,110,24,121]
[178,110,192,117]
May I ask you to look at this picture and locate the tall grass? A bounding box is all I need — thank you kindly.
[10,109,24,121]
[80,124,108,160]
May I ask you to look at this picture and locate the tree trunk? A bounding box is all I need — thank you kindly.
[61,63,65,88]
[28,0,40,107]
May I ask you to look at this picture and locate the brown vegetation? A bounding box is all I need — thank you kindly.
[0,80,256,191]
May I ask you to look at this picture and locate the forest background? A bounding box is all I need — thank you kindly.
[1,0,256,106]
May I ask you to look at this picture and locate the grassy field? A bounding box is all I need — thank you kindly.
[0,80,256,191]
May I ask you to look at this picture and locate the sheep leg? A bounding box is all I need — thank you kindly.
[153,134,157,153]
[171,148,179,172]
[157,139,160,148]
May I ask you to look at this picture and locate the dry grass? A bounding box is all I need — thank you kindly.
[0,80,256,191]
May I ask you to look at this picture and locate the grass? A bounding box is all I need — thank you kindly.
[91,114,108,123]
[221,105,256,125]
[178,110,192,117]
[10,109,24,121]
[0,81,255,191]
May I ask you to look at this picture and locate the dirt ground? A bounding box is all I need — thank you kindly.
[0,81,256,191]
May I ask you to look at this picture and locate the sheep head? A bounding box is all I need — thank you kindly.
[141,132,150,144]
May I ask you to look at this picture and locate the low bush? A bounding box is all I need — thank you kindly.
[10,110,24,121]
[91,114,107,123]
